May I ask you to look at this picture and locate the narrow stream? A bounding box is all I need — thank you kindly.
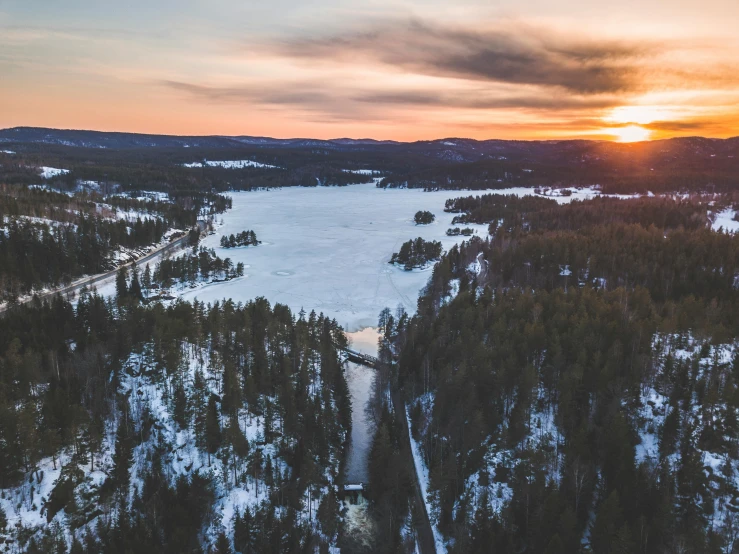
[342,327,381,546]
[344,327,380,483]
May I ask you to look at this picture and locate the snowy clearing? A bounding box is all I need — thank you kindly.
[712,207,739,233]
[39,166,70,179]
[182,160,281,170]
[341,169,381,175]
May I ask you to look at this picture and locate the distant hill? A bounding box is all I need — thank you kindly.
[2,127,738,194]
[2,126,737,160]
[0,126,399,150]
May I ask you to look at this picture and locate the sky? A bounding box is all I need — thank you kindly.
[1,0,739,142]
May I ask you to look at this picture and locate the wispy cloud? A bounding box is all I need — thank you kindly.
[258,19,652,95]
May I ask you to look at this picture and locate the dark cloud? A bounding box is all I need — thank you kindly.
[644,119,714,132]
[264,19,651,95]
[163,79,620,120]
[354,91,621,111]
[163,80,334,107]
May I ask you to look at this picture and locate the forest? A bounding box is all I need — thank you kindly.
[414,211,435,225]
[0,186,231,302]
[389,238,443,271]
[375,193,739,553]
[446,227,475,237]
[3,132,739,196]
[220,231,260,249]
[0,278,351,553]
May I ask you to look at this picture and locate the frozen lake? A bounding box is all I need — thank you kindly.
[180,183,532,331]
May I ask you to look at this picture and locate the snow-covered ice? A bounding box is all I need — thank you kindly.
[179,184,600,332]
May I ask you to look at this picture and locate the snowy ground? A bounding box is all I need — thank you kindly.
[39,167,69,179]
[712,207,739,233]
[178,184,606,332]
[182,160,281,170]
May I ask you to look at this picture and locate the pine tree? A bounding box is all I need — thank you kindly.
[112,418,134,495]
[115,265,129,303]
[212,531,232,554]
[234,507,256,553]
[142,263,152,298]
[129,263,142,301]
[205,394,222,466]
[590,490,624,554]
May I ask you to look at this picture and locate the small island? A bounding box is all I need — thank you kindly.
[414,210,435,225]
[220,229,260,248]
[446,227,475,237]
[389,237,443,270]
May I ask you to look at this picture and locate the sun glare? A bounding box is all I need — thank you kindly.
[610,125,652,142]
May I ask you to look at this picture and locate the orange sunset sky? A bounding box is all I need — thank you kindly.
[1,0,739,142]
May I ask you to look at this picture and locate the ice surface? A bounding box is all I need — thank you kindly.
[180,184,600,332]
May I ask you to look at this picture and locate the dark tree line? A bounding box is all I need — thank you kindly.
[445,193,711,234]
[446,227,474,237]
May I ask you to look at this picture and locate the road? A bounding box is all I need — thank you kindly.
[0,234,190,313]
[392,389,437,554]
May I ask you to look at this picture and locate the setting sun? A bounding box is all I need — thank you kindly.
[610,125,652,142]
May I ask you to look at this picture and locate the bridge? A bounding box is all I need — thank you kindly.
[339,483,367,505]
[342,347,380,368]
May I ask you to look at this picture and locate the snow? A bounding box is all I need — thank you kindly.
[1,149,14,154]
[712,208,739,234]
[146,183,634,334]
[178,184,546,332]
[342,169,381,175]
[39,166,70,179]
[183,160,281,169]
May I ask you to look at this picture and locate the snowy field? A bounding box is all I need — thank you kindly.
[182,159,281,169]
[712,207,739,233]
[39,166,69,179]
[179,184,604,332]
